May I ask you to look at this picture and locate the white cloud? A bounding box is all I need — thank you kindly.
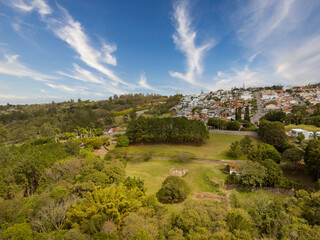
[230,0,320,87]
[138,72,157,91]
[46,83,89,95]
[274,35,320,85]
[47,6,127,85]
[8,0,129,87]
[0,93,31,99]
[57,63,105,84]
[210,66,266,91]
[0,54,57,81]
[169,0,214,84]
[9,0,52,17]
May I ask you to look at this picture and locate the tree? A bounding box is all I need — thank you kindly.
[65,140,80,155]
[116,135,130,147]
[130,108,137,120]
[226,209,254,233]
[2,223,34,240]
[258,120,287,150]
[260,159,283,187]
[261,110,285,122]
[84,137,103,149]
[65,185,145,233]
[297,133,305,143]
[226,121,240,130]
[237,161,267,187]
[207,118,226,130]
[248,143,281,163]
[244,106,250,122]
[282,148,304,170]
[304,139,320,181]
[240,136,254,154]
[156,176,190,203]
[229,141,242,158]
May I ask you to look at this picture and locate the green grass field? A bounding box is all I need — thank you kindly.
[130,133,258,160]
[126,158,227,195]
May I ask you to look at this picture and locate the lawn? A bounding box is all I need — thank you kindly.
[126,158,227,195]
[130,133,258,160]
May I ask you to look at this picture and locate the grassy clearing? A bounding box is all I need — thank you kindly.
[285,124,320,132]
[130,133,258,160]
[126,158,227,195]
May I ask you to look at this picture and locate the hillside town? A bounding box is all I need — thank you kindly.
[171,85,320,124]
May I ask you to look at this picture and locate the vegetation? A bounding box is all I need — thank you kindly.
[156,176,190,203]
[130,133,254,160]
[258,120,287,150]
[116,135,130,147]
[127,116,209,144]
[1,92,320,239]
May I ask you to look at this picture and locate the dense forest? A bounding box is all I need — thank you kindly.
[0,94,182,144]
[126,116,209,144]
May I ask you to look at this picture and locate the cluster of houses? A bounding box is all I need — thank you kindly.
[171,90,255,123]
[294,87,320,105]
[261,90,299,114]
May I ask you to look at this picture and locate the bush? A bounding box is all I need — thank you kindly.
[228,141,242,158]
[226,121,241,130]
[84,137,103,149]
[156,176,190,203]
[116,135,130,147]
[65,140,80,156]
[248,143,281,163]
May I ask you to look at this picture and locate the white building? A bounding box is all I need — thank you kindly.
[290,129,320,140]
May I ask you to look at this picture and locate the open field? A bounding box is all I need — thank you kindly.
[126,158,227,195]
[130,133,259,160]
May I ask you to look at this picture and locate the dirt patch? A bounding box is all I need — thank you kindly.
[282,165,314,188]
[192,191,231,209]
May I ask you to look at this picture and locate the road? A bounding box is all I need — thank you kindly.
[294,95,306,106]
[251,91,265,124]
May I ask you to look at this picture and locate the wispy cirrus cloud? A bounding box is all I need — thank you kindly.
[223,0,320,88]
[47,6,127,86]
[57,63,105,84]
[9,0,52,17]
[7,0,130,87]
[169,0,214,84]
[0,54,57,81]
[138,72,158,91]
[46,83,89,95]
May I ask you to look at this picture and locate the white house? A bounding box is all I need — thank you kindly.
[290,128,320,140]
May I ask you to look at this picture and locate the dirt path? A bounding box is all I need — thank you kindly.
[151,155,244,164]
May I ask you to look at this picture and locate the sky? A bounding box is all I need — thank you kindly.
[1,0,320,104]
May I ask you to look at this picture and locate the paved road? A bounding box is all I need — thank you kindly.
[294,95,306,106]
[251,91,265,124]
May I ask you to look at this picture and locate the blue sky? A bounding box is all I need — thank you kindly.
[1,0,320,104]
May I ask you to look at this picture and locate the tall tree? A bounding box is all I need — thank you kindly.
[244,106,250,122]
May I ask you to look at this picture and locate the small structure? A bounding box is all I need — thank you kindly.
[227,162,238,174]
[170,168,188,177]
[290,128,320,140]
[93,146,109,155]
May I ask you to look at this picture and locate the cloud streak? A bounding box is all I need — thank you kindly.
[8,0,129,87]
[9,0,52,17]
[57,64,105,84]
[0,54,57,82]
[138,72,157,91]
[47,6,127,85]
[169,0,214,84]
